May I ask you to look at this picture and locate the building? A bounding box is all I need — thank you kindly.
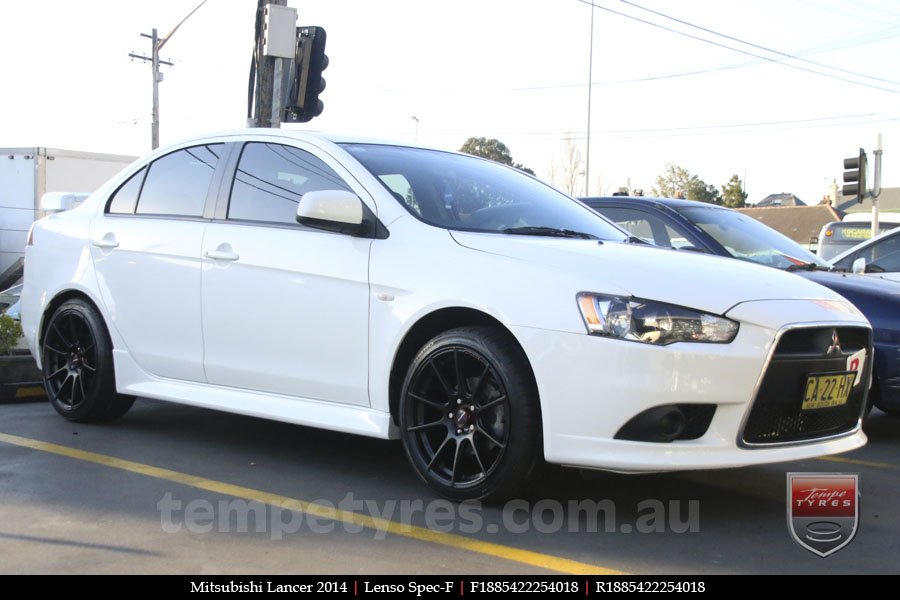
[737,204,843,249]
[754,193,806,207]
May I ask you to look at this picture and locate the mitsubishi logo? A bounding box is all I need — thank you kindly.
[826,330,842,357]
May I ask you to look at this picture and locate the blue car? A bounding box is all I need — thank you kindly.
[582,196,900,417]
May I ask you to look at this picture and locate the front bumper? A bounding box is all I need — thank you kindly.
[511,302,870,472]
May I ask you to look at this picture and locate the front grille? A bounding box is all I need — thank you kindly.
[742,326,871,445]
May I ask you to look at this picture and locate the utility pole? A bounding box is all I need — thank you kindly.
[584,2,594,197]
[249,0,288,128]
[130,29,172,150]
[129,0,210,149]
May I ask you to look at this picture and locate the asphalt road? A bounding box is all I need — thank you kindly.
[1,397,898,574]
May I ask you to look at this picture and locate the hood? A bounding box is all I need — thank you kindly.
[797,270,900,329]
[798,270,900,300]
[450,231,846,315]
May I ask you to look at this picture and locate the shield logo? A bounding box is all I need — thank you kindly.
[787,473,859,557]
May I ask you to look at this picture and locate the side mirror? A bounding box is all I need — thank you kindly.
[851,257,867,274]
[297,190,364,235]
[40,192,89,213]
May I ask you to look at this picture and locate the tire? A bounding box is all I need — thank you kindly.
[41,299,135,422]
[869,377,900,417]
[399,326,542,502]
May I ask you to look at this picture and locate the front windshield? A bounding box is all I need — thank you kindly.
[342,144,627,241]
[676,206,827,269]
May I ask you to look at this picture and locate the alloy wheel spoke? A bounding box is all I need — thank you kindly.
[407,419,444,433]
[467,437,487,477]
[80,360,97,373]
[475,426,506,450]
[470,364,491,400]
[425,435,453,472]
[453,349,468,398]
[67,316,80,350]
[428,358,455,398]
[48,366,68,380]
[476,394,506,414]
[409,392,446,411]
[51,322,74,349]
[76,373,87,407]
[45,344,67,356]
[57,375,73,406]
[48,377,65,405]
[450,439,462,485]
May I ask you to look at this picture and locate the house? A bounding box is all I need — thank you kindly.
[836,187,900,216]
[755,193,806,207]
[737,204,843,248]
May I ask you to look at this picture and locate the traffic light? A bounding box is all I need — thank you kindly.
[842,148,868,203]
[285,26,327,123]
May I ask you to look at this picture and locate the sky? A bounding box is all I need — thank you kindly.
[1,0,898,204]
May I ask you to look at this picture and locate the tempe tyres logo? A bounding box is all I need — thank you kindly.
[787,473,859,557]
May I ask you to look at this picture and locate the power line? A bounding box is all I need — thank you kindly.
[412,112,897,140]
[620,0,900,85]
[572,0,900,94]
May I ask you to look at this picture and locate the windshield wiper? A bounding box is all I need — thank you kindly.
[501,226,598,239]
[786,262,833,272]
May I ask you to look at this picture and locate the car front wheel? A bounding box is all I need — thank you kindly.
[42,299,135,422]
[399,326,542,502]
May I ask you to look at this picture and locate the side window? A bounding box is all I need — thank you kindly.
[855,235,900,271]
[106,167,147,214]
[135,144,223,217]
[597,207,674,247]
[228,143,351,225]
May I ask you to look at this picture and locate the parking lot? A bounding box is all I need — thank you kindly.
[1,396,898,574]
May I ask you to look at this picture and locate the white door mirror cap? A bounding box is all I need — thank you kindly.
[40,192,90,212]
[851,257,867,274]
[297,190,363,226]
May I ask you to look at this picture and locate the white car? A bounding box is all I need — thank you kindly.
[830,226,900,283]
[21,130,871,501]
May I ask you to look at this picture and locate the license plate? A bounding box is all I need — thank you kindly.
[802,372,856,410]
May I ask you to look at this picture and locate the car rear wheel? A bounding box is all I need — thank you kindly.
[399,326,542,502]
[42,299,134,422]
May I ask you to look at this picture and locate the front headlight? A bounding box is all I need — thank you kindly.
[577,293,738,345]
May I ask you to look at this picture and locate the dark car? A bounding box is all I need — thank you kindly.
[582,196,900,416]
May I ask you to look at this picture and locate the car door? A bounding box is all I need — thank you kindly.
[90,143,226,381]
[201,140,372,406]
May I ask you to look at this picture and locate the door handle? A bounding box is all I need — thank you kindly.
[92,235,119,249]
[204,249,240,261]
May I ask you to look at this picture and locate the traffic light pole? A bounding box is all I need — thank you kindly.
[871,133,883,238]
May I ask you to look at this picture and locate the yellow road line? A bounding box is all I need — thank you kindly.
[15,386,45,399]
[0,431,623,575]
[817,455,897,470]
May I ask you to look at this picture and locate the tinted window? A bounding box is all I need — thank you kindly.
[834,233,900,271]
[107,167,147,214]
[677,205,825,269]
[342,144,627,241]
[135,144,222,217]
[228,143,350,224]
[595,206,692,249]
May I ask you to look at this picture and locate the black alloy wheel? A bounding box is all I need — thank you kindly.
[42,299,134,422]
[399,326,541,502]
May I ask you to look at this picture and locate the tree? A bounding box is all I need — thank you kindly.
[652,164,721,204]
[720,174,748,208]
[459,137,533,175]
[550,136,584,196]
